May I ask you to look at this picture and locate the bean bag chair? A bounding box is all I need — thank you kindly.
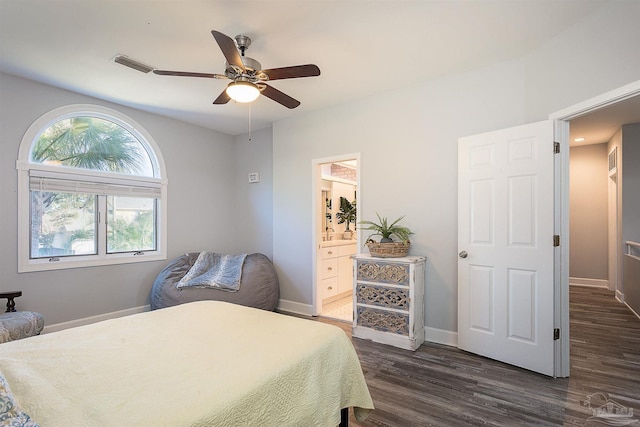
[150,252,279,311]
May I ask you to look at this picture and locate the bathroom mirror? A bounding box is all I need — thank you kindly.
[322,188,332,235]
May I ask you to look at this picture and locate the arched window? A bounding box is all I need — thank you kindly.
[17,105,167,272]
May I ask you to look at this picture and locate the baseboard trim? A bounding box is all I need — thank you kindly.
[43,305,150,334]
[616,290,625,303]
[625,302,640,321]
[276,299,313,317]
[569,277,609,288]
[424,326,458,347]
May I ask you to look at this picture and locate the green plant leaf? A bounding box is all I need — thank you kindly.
[358,213,414,242]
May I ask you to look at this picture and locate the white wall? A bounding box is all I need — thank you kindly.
[569,144,609,281]
[0,73,237,325]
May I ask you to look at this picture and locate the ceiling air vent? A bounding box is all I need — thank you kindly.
[112,55,154,74]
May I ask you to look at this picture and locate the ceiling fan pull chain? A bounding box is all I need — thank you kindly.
[248,103,252,142]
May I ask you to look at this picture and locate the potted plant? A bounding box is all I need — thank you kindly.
[359,213,413,257]
[335,196,357,239]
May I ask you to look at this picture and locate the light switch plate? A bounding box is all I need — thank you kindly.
[248,172,260,183]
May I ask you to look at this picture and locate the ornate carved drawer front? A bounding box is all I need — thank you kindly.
[357,284,410,310]
[353,255,426,350]
[356,261,410,285]
[357,306,409,335]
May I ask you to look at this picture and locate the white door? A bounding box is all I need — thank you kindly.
[458,120,555,376]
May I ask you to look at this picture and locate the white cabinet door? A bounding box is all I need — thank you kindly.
[337,244,357,294]
[458,120,555,376]
[338,255,353,294]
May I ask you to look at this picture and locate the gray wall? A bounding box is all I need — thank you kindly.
[271,0,640,336]
[232,128,274,260]
[3,0,640,335]
[522,1,640,123]
[622,124,640,250]
[569,144,608,281]
[273,59,526,331]
[622,124,640,313]
[0,73,238,325]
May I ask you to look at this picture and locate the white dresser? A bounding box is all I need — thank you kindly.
[352,254,426,351]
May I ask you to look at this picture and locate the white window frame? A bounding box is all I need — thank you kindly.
[17,104,168,272]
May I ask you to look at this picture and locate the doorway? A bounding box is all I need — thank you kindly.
[456,81,640,377]
[312,155,360,322]
[552,80,640,377]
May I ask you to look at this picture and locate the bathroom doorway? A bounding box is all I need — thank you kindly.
[312,154,360,322]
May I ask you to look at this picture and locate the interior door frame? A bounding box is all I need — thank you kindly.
[311,153,361,316]
[550,79,640,377]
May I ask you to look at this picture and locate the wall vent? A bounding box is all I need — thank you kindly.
[608,146,618,179]
[609,147,617,172]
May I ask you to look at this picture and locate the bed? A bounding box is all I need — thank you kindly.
[0,301,373,426]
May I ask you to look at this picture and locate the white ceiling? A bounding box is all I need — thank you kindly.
[2,0,636,139]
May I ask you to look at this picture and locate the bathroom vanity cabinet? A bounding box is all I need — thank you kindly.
[319,241,357,301]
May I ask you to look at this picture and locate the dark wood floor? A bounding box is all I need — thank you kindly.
[318,286,640,426]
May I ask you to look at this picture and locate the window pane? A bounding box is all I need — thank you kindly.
[107,196,156,253]
[30,191,97,258]
[31,116,154,176]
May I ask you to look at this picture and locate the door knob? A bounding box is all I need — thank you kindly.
[458,251,468,259]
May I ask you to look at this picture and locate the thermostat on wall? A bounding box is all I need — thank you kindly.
[248,172,260,183]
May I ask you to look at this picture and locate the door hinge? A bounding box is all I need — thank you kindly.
[553,235,560,247]
[554,142,560,154]
[554,328,560,340]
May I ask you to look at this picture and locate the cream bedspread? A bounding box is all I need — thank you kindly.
[0,301,373,426]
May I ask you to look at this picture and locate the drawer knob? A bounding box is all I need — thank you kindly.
[327,267,333,271]
[327,286,333,290]
[328,251,333,255]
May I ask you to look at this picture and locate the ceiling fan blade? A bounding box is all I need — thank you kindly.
[213,89,231,105]
[259,84,301,109]
[153,69,227,79]
[211,30,245,72]
[261,64,321,81]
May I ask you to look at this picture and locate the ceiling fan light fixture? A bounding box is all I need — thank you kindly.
[226,81,260,103]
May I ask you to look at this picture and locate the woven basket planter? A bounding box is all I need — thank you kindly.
[366,241,410,258]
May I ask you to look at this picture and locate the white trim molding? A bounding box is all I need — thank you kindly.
[425,326,458,347]
[16,104,168,272]
[569,277,609,288]
[43,305,150,334]
[548,79,640,378]
[276,299,314,317]
[625,302,640,321]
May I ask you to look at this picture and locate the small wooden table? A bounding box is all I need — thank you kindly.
[0,291,22,313]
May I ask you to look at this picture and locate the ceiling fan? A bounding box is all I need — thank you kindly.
[153,30,321,109]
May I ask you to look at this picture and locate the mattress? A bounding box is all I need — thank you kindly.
[0,301,373,426]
